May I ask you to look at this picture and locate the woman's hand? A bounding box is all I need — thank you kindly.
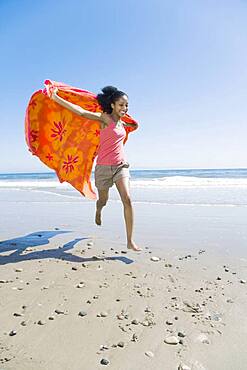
[51,87,59,100]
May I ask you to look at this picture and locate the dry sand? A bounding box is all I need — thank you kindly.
[1,233,247,370]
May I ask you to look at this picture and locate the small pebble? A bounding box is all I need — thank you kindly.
[132,333,138,342]
[100,344,109,350]
[117,341,125,348]
[78,311,87,317]
[55,309,65,315]
[164,335,179,345]
[15,268,23,273]
[37,320,45,325]
[87,241,94,246]
[240,279,246,284]
[145,351,154,358]
[131,319,139,325]
[48,316,55,320]
[72,266,78,271]
[166,320,173,325]
[150,256,160,262]
[100,358,109,365]
[76,283,85,288]
[9,330,17,336]
[142,320,149,327]
[99,312,108,317]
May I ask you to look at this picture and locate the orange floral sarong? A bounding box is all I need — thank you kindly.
[25,80,138,200]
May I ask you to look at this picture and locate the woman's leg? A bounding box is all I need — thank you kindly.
[95,189,109,225]
[115,177,142,251]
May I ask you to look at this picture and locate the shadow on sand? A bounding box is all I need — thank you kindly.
[0,230,134,265]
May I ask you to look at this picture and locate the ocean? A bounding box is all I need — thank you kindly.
[0,169,247,207]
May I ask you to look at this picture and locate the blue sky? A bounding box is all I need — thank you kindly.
[1,0,247,172]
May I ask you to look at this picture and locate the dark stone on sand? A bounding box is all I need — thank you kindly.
[9,330,17,336]
[100,358,109,365]
[78,311,87,317]
[13,312,23,317]
[37,320,45,325]
[131,319,139,325]
[166,320,173,325]
[55,309,65,314]
[132,333,138,342]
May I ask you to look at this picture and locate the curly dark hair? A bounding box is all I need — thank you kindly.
[96,86,128,114]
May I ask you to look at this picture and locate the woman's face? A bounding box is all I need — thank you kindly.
[111,95,128,117]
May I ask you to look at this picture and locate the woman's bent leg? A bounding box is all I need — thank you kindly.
[95,189,109,226]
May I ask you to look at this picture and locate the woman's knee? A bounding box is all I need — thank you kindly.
[97,197,108,207]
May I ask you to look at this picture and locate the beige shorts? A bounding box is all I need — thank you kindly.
[95,162,130,190]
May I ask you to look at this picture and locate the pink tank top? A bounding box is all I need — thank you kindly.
[96,121,126,165]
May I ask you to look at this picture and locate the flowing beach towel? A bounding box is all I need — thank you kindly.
[25,80,138,199]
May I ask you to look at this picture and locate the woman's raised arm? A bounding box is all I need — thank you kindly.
[51,89,102,121]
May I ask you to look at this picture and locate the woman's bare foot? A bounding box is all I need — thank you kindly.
[127,241,142,251]
[95,210,102,226]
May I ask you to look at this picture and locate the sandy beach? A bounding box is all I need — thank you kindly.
[1,188,247,370]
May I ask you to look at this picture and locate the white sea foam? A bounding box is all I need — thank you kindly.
[1,176,247,189]
[130,176,247,188]
[0,181,69,188]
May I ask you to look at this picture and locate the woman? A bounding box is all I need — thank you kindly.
[52,85,141,252]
